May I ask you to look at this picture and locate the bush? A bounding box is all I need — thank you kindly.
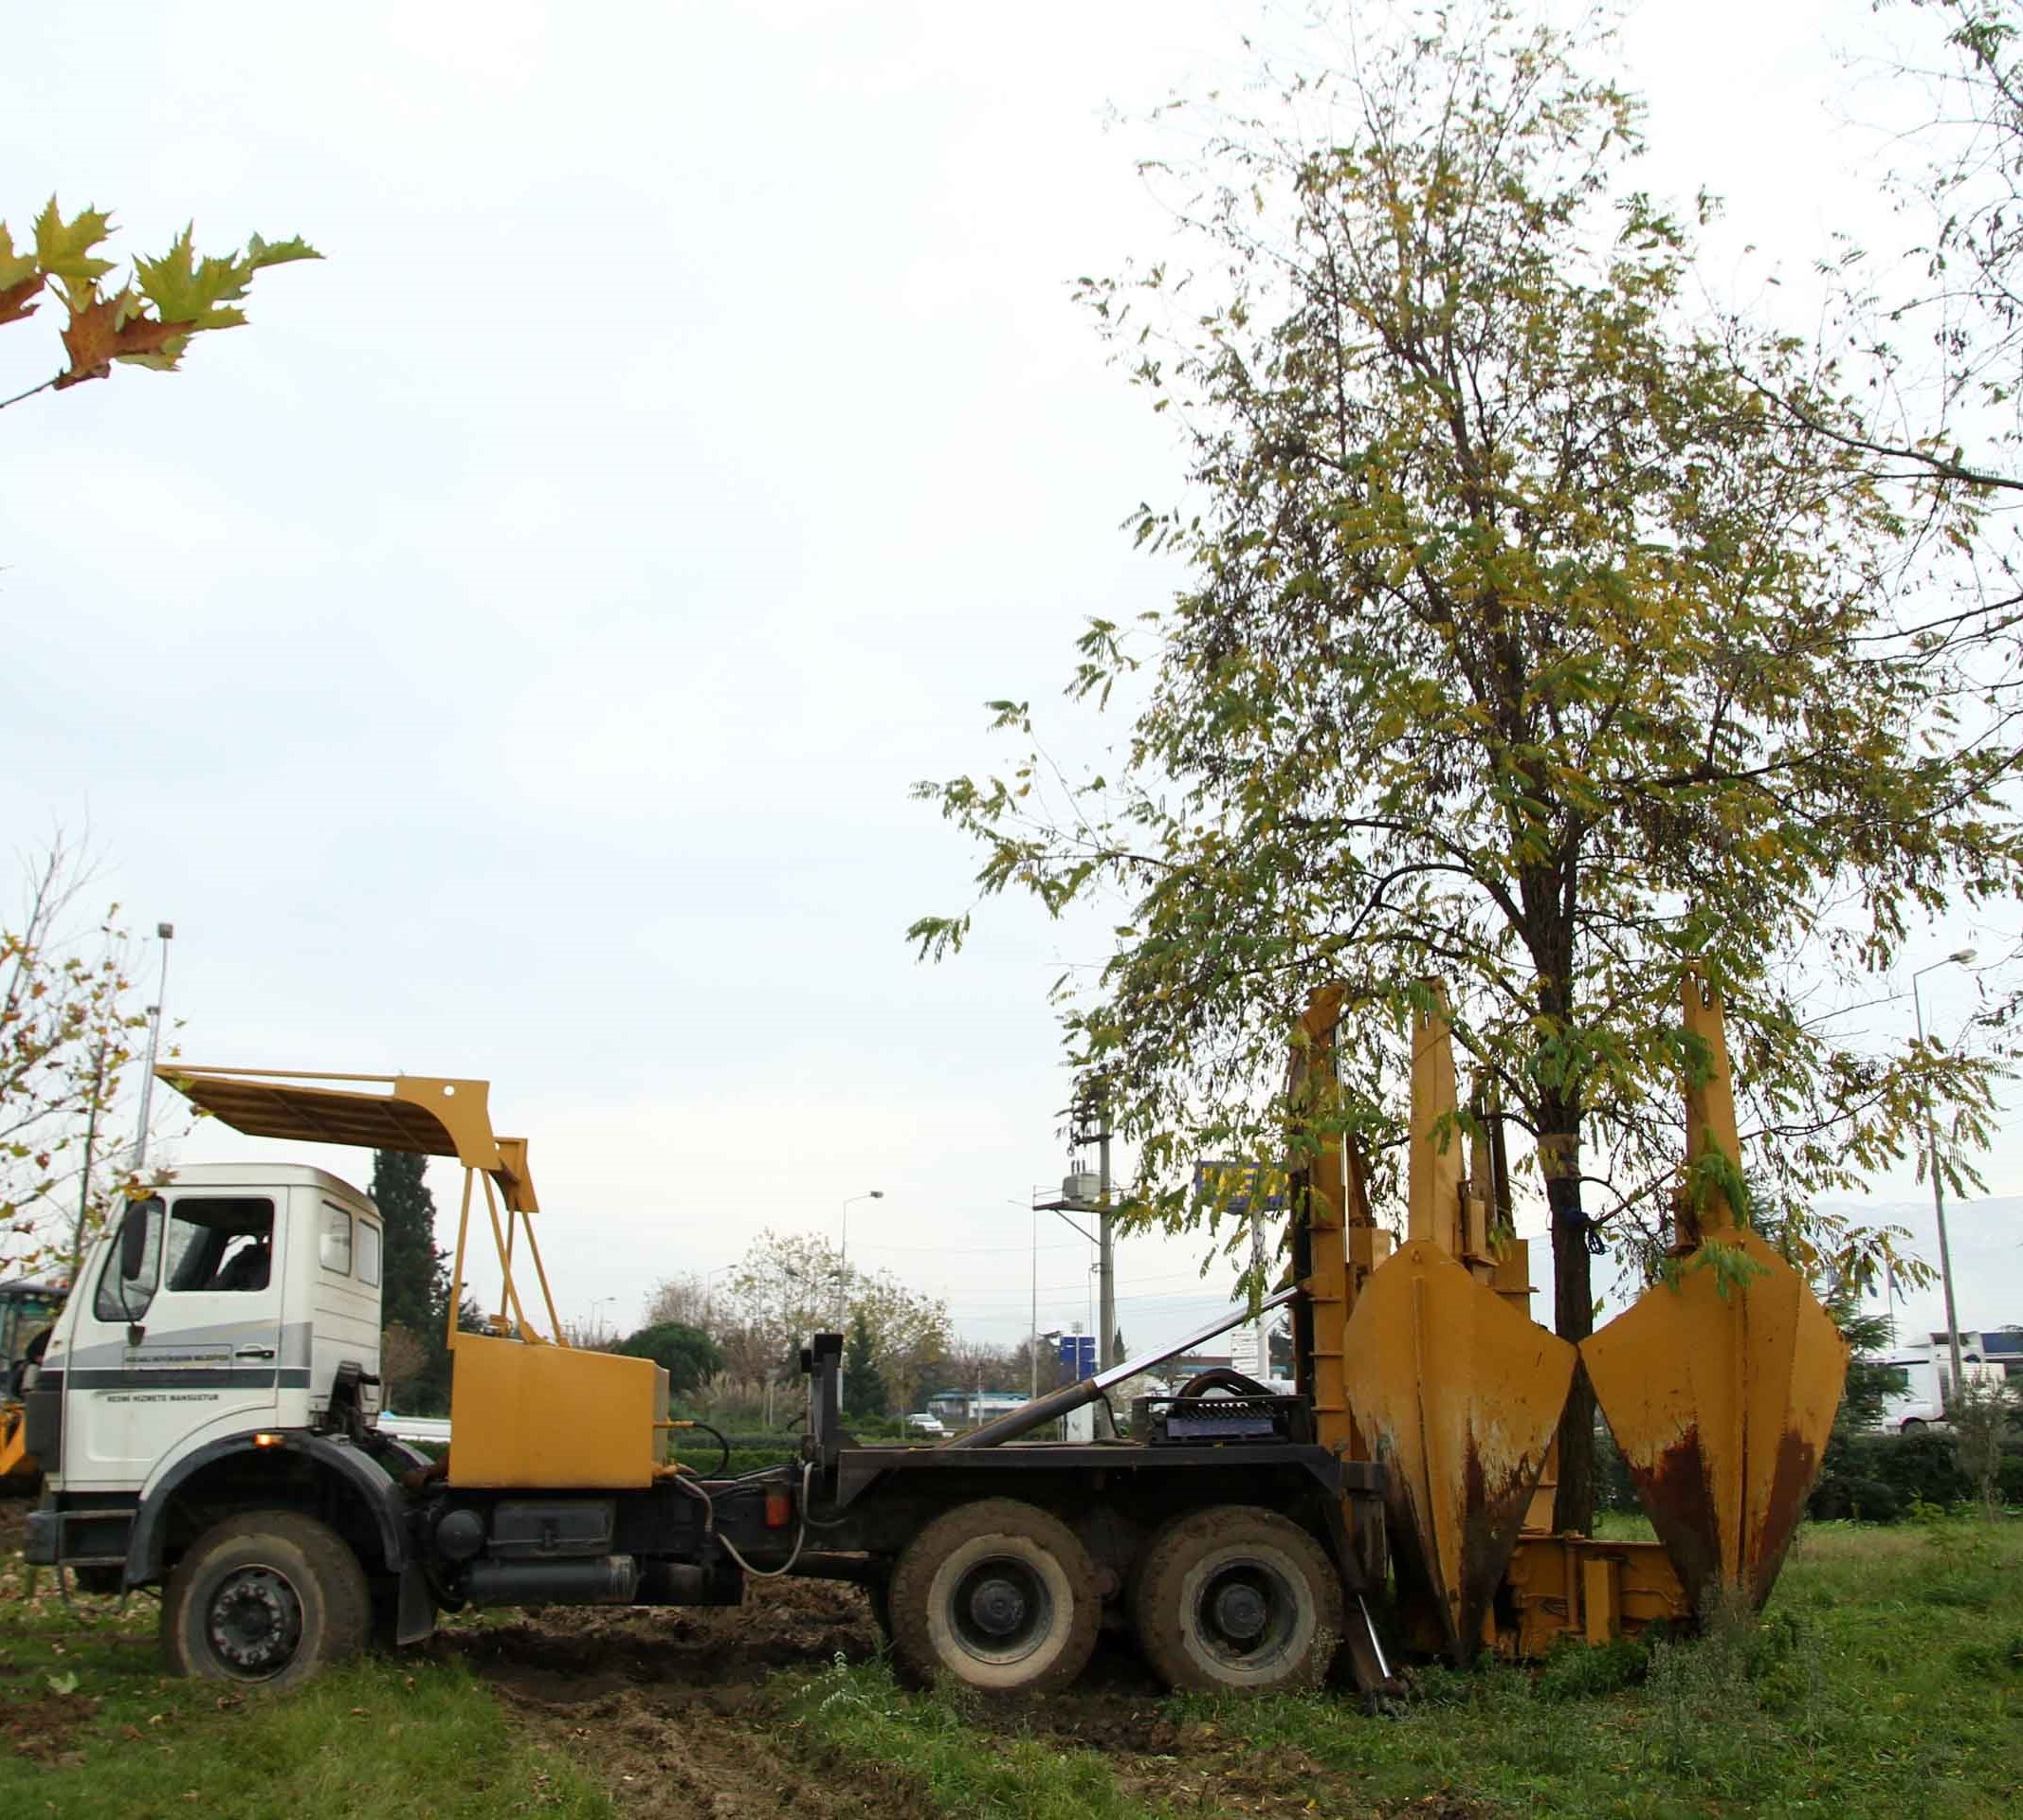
[612,1321,722,1395]
[1807,1426,1981,1520]
[1808,1473,1907,1524]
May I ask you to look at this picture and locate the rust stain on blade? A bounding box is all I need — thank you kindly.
[1346,1241,1576,1662]
[1582,1228,1845,1615]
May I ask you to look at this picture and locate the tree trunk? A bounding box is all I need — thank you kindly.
[1544,1147,1595,1534]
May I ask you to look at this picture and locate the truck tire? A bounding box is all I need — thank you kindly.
[887,1498,1098,1694]
[161,1511,371,1689]
[1133,1505,1336,1693]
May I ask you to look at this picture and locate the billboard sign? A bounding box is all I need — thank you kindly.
[1192,1159,1288,1217]
[1058,1332,1098,1378]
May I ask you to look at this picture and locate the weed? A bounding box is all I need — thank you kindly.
[1534,1631,1650,1701]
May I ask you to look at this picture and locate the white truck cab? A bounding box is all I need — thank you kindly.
[40,1164,384,1495]
[26,1162,430,1677]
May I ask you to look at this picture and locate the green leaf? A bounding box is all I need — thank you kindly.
[32,198,116,282]
[132,226,322,339]
[244,233,322,271]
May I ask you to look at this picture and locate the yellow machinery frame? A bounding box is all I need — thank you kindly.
[157,1066,667,1489]
[1283,971,1840,1659]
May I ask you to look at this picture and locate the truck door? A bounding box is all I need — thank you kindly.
[63,1193,285,1488]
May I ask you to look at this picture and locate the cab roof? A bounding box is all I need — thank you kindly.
[157,1160,375,1211]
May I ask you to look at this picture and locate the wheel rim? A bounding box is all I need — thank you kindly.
[948,1554,1054,1665]
[1187,1553,1302,1671]
[205,1565,304,1679]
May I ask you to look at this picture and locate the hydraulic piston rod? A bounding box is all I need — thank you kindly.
[944,1285,1301,1450]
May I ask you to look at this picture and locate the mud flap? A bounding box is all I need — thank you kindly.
[395,1562,438,1646]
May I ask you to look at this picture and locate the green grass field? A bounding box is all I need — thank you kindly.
[4,1516,2019,1819]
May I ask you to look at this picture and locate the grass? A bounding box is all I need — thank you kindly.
[783,1656,1157,1820]
[782,1517,2023,1820]
[0,1562,611,1820]
[5,1516,2019,1819]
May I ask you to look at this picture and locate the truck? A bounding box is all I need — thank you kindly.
[23,1065,1394,1695]
[23,975,1845,1695]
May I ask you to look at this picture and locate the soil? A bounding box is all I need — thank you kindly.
[438,1577,922,1819]
[443,1586,1468,1820]
[0,1685,100,1768]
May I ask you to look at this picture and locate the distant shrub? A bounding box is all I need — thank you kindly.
[1806,1426,1982,1520]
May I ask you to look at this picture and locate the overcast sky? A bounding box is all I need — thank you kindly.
[5,1,2016,1368]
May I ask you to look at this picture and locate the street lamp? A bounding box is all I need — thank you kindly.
[130,921,174,1171]
[839,1192,884,1333]
[588,1295,614,1347]
[1912,948,1977,1406]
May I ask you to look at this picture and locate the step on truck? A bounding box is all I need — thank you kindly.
[25,1065,1397,1695]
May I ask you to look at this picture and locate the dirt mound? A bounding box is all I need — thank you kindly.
[446,1579,898,1818]
[445,1575,880,1702]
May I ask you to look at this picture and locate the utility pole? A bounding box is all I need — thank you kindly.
[1073,1089,1116,1371]
[1913,949,1977,1407]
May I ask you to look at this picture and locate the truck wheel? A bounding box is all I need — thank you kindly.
[162,1511,370,1689]
[1134,1505,1336,1693]
[887,1499,1098,1693]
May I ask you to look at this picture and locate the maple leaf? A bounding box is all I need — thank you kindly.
[32,197,115,282]
[55,284,192,389]
[134,226,322,340]
[0,224,41,328]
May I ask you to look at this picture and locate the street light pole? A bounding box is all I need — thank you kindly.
[838,1191,884,1334]
[1912,948,1977,1407]
[130,921,174,1171]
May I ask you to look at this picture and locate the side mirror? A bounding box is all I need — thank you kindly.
[114,1196,163,1327]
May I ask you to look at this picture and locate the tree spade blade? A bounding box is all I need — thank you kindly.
[1581,1229,1847,1614]
[1346,1241,1576,1662]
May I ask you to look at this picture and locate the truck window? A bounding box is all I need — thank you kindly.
[319,1203,353,1276]
[163,1198,276,1295]
[93,1198,164,1321]
[356,1220,381,1286]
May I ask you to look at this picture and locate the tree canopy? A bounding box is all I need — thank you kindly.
[613,1320,723,1397]
[2,840,155,1276]
[371,1149,453,1412]
[911,3,2020,1523]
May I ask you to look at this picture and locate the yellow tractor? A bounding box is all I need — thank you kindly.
[0,1276,66,1489]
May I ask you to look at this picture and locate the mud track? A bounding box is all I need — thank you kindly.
[438,1578,916,1819]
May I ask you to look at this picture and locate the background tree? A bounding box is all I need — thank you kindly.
[842,1312,890,1423]
[612,1320,723,1398]
[714,1228,953,1417]
[2,839,153,1276]
[1,199,317,411]
[378,1322,430,1409]
[370,1149,453,1412]
[912,3,2014,1526]
[641,1271,714,1331]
